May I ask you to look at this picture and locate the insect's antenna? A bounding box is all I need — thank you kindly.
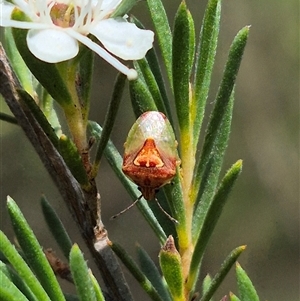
[110,195,143,220]
[155,198,178,224]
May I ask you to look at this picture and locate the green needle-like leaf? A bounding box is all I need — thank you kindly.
[129,77,157,117]
[163,168,186,231]
[137,244,172,301]
[92,73,126,176]
[0,112,18,125]
[64,294,80,301]
[0,261,37,301]
[39,89,62,136]
[229,292,241,301]
[144,47,172,123]
[192,25,250,205]
[0,231,51,301]
[76,45,94,123]
[111,0,139,17]
[188,160,243,292]
[145,191,177,238]
[192,92,234,241]
[69,244,97,301]
[236,263,260,301]
[6,196,66,301]
[4,27,34,96]
[58,134,90,189]
[202,274,212,297]
[129,16,171,122]
[41,196,73,259]
[200,246,246,301]
[0,270,29,301]
[173,1,193,134]
[159,236,184,301]
[147,0,173,84]
[136,57,168,115]
[17,89,59,148]
[89,272,105,301]
[192,0,221,149]
[110,241,164,301]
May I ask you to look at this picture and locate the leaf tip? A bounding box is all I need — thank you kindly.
[236,261,241,268]
[6,195,14,203]
[240,245,247,251]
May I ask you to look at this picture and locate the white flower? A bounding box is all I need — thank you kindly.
[0,0,154,80]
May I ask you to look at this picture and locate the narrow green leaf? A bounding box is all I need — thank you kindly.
[64,294,80,301]
[132,59,145,80]
[11,10,73,106]
[192,92,234,241]
[17,89,59,148]
[92,73,126,177]
[129,16,172,122]
[159,236,184,301]
[236,263,260,301]
[0,112,18,125]
[137,244,172,301]
[163,168,186,231]
[38,89,62,136]
[4,27,34,96]
[145,190,177,239]
[76,46,94,124]
[0,270,29,301]
[136,57,168,115]
[58,134,90,188]
[144,48,172,123]
[192,0,221,149]
[0,261,37,301]
[6,196,66,301]
[187,7,196,74]
[88,121,167,243]
[173,1,192,133]
[110,241,164,301]
[193,25,249,204]
[129,77,157,117]
[89,272,105,301]
[0,231,51,301]
[147,0,173,83]
[229,292,241,301]
[200,246,246,301]
[202,274,212,297]
[40,196,73,259]
[69,244,96,301]
[111,0,139,17]
[188,160,243,292]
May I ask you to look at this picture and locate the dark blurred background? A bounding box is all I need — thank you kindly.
[1,0,299,300]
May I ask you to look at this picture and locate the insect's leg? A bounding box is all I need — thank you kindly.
[155,198,178,224]
[110,195,143,220]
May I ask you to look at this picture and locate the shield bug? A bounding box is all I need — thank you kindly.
[111,111,179,223]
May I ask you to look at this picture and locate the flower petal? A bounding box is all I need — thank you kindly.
[90,18,154,60]
[66,28,137,80]
[98,0,122,11]
[26,28,79,63]
[1,1,16,22]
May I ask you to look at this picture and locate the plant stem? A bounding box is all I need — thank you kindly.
[58,61,88,154]
[178,87,196,283]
